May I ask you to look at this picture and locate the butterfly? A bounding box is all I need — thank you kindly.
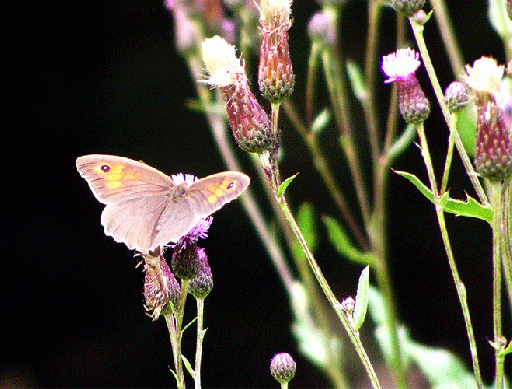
[76,154,250,254]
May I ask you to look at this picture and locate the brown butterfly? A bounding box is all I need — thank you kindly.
[76,154,250,254]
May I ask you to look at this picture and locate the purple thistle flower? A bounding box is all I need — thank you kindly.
[382,48,430,123]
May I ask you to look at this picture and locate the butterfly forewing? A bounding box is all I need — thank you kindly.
[76,155,174,204]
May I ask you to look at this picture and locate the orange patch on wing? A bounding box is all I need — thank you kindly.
[94,162,141,189]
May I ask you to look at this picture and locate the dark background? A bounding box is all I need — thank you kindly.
[4,0,511,387]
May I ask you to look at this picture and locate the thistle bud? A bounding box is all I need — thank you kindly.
[307,11,336,46]
[444,81,470,113]
[257,0,295,103]
[188,248,213,299]
[389,0,426,17]
[270,353,296,384]
[473,102,512,181]
[382,48,430,123]
[143,252,181,319]
[202,36,272,153]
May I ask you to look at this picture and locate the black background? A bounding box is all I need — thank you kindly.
[4,0,511,387]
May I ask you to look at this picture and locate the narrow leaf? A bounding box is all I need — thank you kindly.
[322,216,375,266]
[311,108,332,134]
[394,170,492,223]
[346,60,366,102]
[388,123,416,162]
[296,202,317,253]
[181,354,195,377]
[353,266,370,330]
[277,174,298,198]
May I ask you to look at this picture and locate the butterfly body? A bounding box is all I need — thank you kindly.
[76,154,250,253]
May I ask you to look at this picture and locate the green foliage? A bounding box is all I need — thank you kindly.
[322,216,375,266]
[277,174,298,198]
[367,286,494,389]
[394,170,493,223]
[353,266,370,331]
[346,60,366,102]
[311,109,332,134]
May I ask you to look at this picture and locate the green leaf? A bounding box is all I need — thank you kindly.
[296,202,318,253]
[311,108,332,134]
[353,266,370,331]
[346,60,366,102]
[277,174,298,198]
[322,216,375,266]
[388,123,416,162]
[394,170,492,223]
[488,0,512,39]
[455,105,477,158]
[500,340,512,357]
[181,354,195,377]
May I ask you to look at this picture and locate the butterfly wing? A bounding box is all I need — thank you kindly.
[76,154,174,253]
[76,154,174,204]
[187,171,250,218]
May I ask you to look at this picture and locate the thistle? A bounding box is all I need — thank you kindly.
[188,248,213,299]
[257,0,295,103]
[382,48,430,123]
[202,36,272,153]
[465,57,512,181]
[270,353,296,385]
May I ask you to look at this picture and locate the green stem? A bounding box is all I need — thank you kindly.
[489,181,505,389]
[409,18,489,206]
[194,298,205,389]
[416,122,483,388]
[165,279,190,389]
[265,101,380,388]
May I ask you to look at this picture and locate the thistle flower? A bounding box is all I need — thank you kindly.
[389,0,426,17]
[382,48,430,123]
[270,353,296,384]
[143,253,181,319]
[202,36,272,153]
[257,0,296,103]
[464,57,504,106]
[473,102,512,181]
[464,57,512,181]
[188,248,213,299]
[444,81,470,113]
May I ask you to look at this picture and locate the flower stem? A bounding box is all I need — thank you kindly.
[488,181,505,389]
[416,122,483,388]
[194,298,205,389]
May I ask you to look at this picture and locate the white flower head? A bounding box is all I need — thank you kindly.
[201,35,245,88]
[382,48,421,84]
[464,57,504,96]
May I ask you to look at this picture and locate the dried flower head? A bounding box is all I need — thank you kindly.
[270,353,296,384]
[143,253,181,319]
[257,0,295,102]
[464,57,504,105]
[382,48,430,123]
[202,36,272,153]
